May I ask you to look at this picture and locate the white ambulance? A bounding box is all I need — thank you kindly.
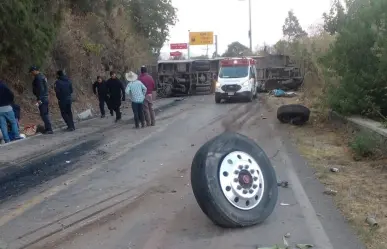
[214,57,258,103]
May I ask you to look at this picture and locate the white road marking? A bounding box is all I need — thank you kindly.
[270,123,334,249]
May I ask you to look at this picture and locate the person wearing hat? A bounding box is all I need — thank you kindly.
[106,71,125,122]
[29,66,53,134]
[138,66,156,126]
[55,70,75,131]
[125,71,147,129]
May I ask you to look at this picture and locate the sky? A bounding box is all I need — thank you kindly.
[160,0,333,59]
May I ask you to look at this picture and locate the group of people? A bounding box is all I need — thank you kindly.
[93,66,156,128]
[0,65,156,144]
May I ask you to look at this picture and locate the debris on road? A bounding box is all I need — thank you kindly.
[277,104,310,126]
[277,180,289,188]
[284,232,291,238]
[280,202,290,206]
[365,216,378,227]
[330,167,339,173]
[296,244,313,249]
[271,89,297,98]
[323,189,338,196]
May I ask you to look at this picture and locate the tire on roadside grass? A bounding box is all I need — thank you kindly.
[277,104,310,125]
[191,132,278,228]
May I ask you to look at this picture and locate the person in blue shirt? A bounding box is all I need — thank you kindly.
[0,80,21,143]
[125,71,147,129]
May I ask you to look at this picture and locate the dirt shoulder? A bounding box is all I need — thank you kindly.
[265,93,387,249]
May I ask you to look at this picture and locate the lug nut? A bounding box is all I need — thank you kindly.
[249,189,254,193]
[234,170,239,174]
[238,165,243,169]
[254,177,258,181]
[245,165,249,169]
[253,184,257,189]
[250,169,255,174]
[237,185,242,190]
[243,190,248,194]
[234,178,238,182]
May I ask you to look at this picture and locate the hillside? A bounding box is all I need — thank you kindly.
[0,0,176,126]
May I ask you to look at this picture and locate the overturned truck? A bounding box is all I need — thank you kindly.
[157,59,217,97]
[251,54,304,92]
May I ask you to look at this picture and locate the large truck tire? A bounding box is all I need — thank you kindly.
[191,132,278,228]
[277,104,310,125]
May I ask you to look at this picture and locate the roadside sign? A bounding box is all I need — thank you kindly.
[170,51,183,57]
[170,43,188,49]
[189,32,214,45]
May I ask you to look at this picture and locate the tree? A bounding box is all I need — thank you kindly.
[221,42,252,57]
[191,55,209,59]
[126,0,177,57]
[322,0,346,35]
[282,10,308,40]
[322,0,387,117]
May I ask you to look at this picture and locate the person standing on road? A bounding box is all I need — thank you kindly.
[54,70,75,131]
[138,66,156,126]
[0,80,21,143]
[106,71,125,122]
[29,66,53,134]
[125,71,146,129]
[93,76,113,118]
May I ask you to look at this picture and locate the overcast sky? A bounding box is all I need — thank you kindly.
[160,0,332,58]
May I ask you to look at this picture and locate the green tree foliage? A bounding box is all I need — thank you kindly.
[322,0,346,34]
[222,42,252,57]
[323,0,387,117]
[282,10,308,40]
[126,0,177,57]
[0,0,61,71]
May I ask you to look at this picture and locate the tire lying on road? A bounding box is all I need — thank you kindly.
[277,104,310,125]
[191,132,278,228]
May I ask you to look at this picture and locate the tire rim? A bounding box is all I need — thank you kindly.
[219,151,265,210]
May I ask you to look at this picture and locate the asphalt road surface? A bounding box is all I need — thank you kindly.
[0,95,364,249]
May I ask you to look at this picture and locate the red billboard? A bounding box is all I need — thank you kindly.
[170,43,188,49]
[170,51,183,57]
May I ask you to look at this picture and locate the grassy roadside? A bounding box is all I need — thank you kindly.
[266,94,387,249]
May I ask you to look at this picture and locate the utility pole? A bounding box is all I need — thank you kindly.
[188,30,190,59]
[248,0,252,52]
[215,35,218,57]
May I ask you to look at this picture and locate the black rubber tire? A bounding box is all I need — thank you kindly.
[215,96,221,103]
[277,104,310,125]
[245,92,253,102]
[191,132,278,228]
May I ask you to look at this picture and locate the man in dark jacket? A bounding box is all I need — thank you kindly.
[54,70,75,131]
[29,66,53,134]
[93,76,113,118]
[106,71,125,122]
[0,80,21,143]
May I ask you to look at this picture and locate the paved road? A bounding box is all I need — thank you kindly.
[0,95,364,249]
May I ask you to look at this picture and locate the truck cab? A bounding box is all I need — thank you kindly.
[214,57,257,103]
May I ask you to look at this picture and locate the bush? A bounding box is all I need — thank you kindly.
[322,0,387,119]
[349,131,379,158]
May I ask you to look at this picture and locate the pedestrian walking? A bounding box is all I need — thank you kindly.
[125,71,146,129]
[0,80,21,143]
[54,70,75,131]
[29,66,53,134]
[106,71,125,122]
[138,66,156,126]
[93,76,113,118]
